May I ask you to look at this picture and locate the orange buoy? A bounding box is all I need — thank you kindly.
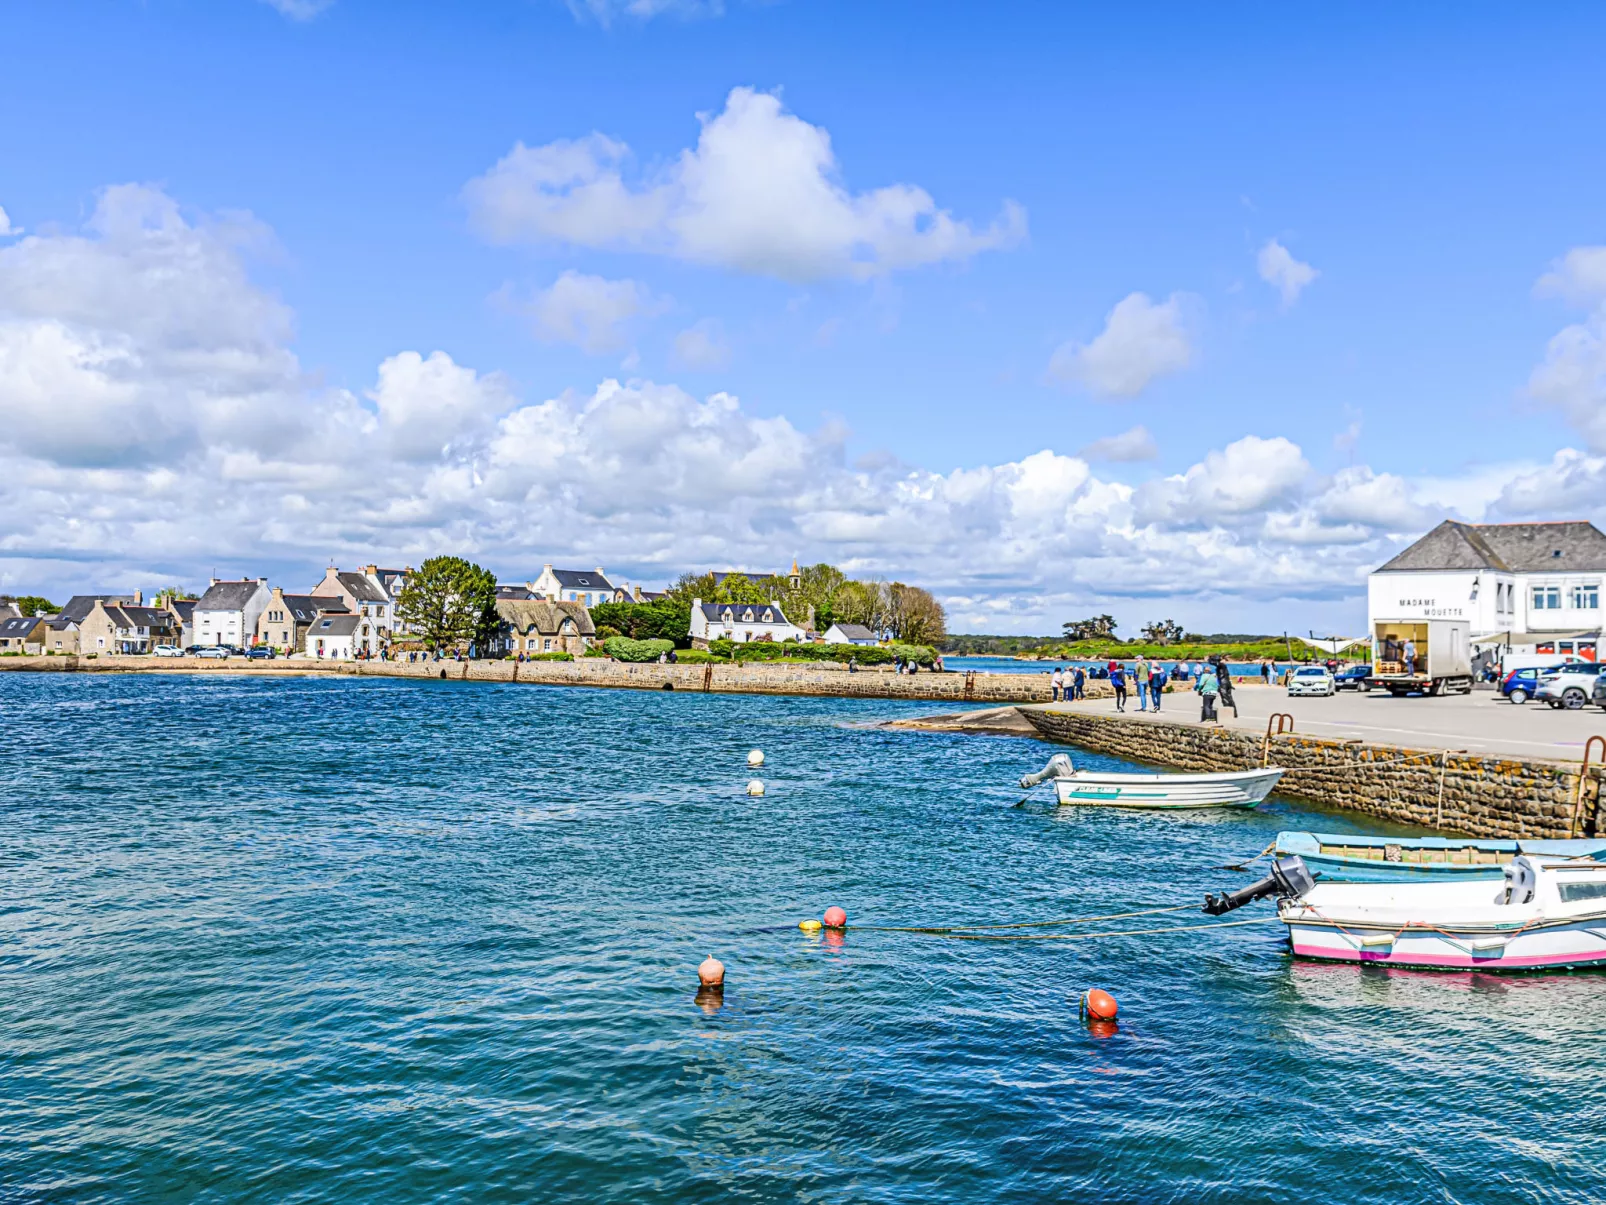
[822,905,847,929]
[698,955,726,986]
[1081,988,1118,1021]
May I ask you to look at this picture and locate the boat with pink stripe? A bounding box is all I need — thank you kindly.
[1203,853,1606,971]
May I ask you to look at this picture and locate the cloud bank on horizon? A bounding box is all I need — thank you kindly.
[0,174,1601,634]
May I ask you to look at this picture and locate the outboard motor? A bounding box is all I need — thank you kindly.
[1203,855,1317,916]
[1502,855,1538,905]
[1019,754,1075,789]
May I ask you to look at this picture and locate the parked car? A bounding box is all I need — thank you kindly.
[1500,666,1544,704]
[1333,663,1373,691]
[153,645,184,658]
[1287,665,1336,697]
[1594,674,1606,711]
[244,646,276,660]
[193,645,232,659]
[1537,664,1606,711]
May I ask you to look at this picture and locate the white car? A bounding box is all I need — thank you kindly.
[153,645,184,658]
[1536,664,1606,711]
[1287,665,1336,697]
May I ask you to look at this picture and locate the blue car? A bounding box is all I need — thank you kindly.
[1500,666,1543,704]
[1333,663,1373,690]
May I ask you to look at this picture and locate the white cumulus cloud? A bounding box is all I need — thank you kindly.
[1257,239,1319,306]
[671,319,731,370]
[1535,246,1606,303]
[522,271,663,355]
[1048,292,1193,398]
[462,87,1026,282]
[1078,425,1158,462]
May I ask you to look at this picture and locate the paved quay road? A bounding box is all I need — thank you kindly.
[1031,682,1606,764]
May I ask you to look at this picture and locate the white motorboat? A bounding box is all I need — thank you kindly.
[1019,753,1284,810]
[1204,853,1606,972]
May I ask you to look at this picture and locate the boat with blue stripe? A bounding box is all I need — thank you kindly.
[1275,831,1606,881]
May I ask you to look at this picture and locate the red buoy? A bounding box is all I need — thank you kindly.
[822,905,848,929]
[1081,988,1118,1021]
[698,955,725,986]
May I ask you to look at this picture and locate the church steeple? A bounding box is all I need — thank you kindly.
[789,558,801,589]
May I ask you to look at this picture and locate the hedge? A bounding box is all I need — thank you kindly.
[604,636,677,662]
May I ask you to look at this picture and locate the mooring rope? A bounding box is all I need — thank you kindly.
[847,903,1199,935]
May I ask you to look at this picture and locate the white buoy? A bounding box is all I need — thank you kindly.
[746,779,765,797]
[747,749,765,768]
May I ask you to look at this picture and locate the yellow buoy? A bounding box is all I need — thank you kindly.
[747,749,765,768]
[799,919,823,933]
[746,779,765,797]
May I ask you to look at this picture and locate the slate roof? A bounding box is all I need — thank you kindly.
[830,623,878,642]
[334,572,389,604]
[0,616,45,639]
[700,601,792,625]
[496,584,542,601]
[52,593,134,627]
[310,614,364,637]
[496,599,595,636]
[195,581,267,613]
[1376,521,1606,573]
[280,594,348,622]
[548,568,614,591]
[169,599,197,622]
[102,606,177,630]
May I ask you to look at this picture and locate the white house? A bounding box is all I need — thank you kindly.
[1369,520,1606,662]
[304,613,374,660]
[823,622,879,646]
[193,578,273,648]
[688,598,806,647]
[309,565,406,652]
[533,564,616,608]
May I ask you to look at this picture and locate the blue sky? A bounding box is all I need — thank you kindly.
[2,2,1605,634]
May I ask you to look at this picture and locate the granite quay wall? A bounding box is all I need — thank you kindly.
[1023,708,1604,840]
[0,653,1114,705]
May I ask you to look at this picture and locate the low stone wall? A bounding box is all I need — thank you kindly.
[1023,708,1604,840]
[0,653,1112,705]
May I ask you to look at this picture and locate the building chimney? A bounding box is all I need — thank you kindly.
[133,589,143,606]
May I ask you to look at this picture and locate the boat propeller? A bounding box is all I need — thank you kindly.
[1203,855,1317,916]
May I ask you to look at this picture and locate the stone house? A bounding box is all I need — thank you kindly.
[193,579,273,648]
[688,599,806,648]
[532,565,615,608]
[44,593,137,655]
[309,566,405,653]
[0,615,47,653]
[77,600,182,655]
[255,587,350,653]
[494,598,595,656]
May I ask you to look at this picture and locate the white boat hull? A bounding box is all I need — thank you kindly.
[1051,766,1283,810]
[1279,867,1606,971]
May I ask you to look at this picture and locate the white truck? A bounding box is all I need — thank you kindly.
[1370,618,1473,697]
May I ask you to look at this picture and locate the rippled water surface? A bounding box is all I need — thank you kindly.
[3,672,1604,1204]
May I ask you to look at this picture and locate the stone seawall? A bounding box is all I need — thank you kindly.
[0,653,1107,705]
[1023,708,1604,840]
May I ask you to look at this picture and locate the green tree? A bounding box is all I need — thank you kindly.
[395,556,499,652]
[11,595,57,616]
[590,598,694,646]
[887,582,947,645]
[1063,614,1118,641]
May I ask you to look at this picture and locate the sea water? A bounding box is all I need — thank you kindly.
[1,672,1602,1203]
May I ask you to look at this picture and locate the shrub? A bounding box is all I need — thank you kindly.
[671,649,717,663]
[526,651,573,661]
[604,636,676,662]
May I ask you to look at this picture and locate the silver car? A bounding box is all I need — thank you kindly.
[1287,666,1336,697]
[1537,664,1606,710]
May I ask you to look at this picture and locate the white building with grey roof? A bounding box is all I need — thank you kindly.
[193,579,273,649]
[533,565,615,608]
[1369,520,1606,661]
[688,599,806,648]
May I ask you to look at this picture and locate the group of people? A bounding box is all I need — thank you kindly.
[1050,655,1242,724]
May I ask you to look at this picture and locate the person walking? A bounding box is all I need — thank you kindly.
[1195,661,1220,723]
[1051,666,1064,702]
[1073,665,1086,700]
[1261,660,1272,685]
[1110,662,1128,712]
[1213,655,1238,718]
[1134,654,1152,712]
[1402,636,1418,676]
[1150,663,1167,712]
